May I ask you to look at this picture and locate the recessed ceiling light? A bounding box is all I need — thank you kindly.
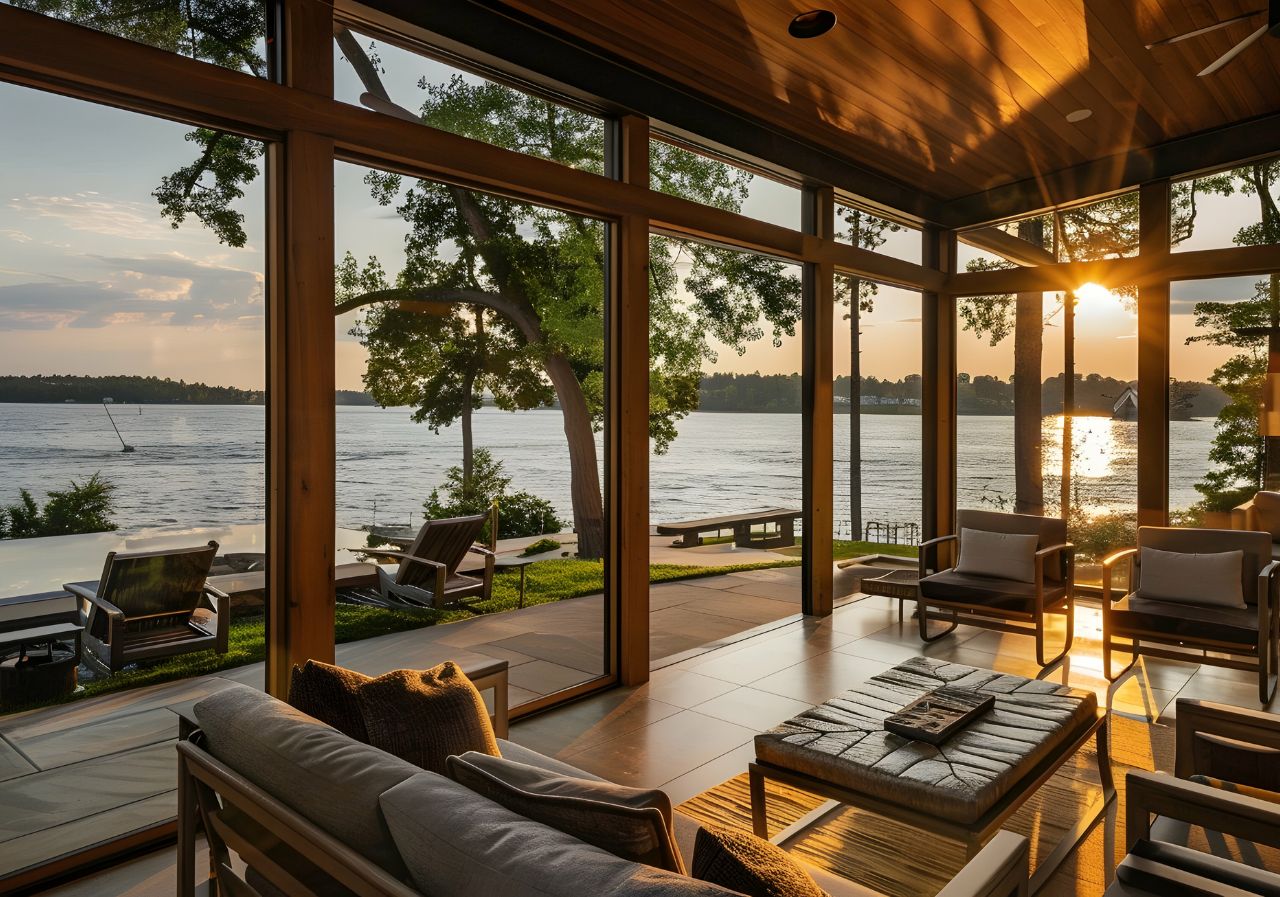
[1065,108,1093,123]
[789,10,837,38]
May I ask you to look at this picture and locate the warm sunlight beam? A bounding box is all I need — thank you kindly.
[1073,281,1117,313]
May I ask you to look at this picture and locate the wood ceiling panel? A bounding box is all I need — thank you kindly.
[498,0,1280,202]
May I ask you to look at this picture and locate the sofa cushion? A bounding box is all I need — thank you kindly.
[1138,546,1246,609]
[955,528,1038,583]
[356,661,500,774]
[447,752,684,873]
[920,570,1065,612]
[1111,593,1258,646]
[288,660,369,742]
[381,772,740,897]
[691,824,829,897]
[192,683,419,879]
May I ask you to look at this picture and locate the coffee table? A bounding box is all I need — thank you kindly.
[750,656,1112,893]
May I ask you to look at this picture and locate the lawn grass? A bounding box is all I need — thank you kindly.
[36,557,799,709]
[774,539,919,561]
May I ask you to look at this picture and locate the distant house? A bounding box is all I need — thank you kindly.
[1112,385,1137,421]
[102,397,114,404]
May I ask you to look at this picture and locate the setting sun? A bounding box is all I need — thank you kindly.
[1073,281,1117,310]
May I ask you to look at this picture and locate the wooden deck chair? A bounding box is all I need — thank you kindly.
[374,514,495,609]
[65,541,228,675]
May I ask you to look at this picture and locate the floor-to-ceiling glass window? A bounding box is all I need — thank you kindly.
[0,82,266,879]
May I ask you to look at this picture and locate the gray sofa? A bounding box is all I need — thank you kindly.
[178,684,1029,897]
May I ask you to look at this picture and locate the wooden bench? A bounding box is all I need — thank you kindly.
[656,508,802,549]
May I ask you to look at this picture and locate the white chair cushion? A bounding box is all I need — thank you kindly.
[1138,547,1246,609]
[955,528,1038,583]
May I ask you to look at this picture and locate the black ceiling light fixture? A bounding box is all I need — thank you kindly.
[788,9,837,39]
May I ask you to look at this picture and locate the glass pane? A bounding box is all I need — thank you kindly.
[833,277,922,555]
[649,139,801,230]
[0,83,264,874]
[1170,275,1279,523]
[1172,158,1280,254]
[334,160,608,711]
[836,204,921,265]
[647,235,803,664]
[6,0,269,77]
[334,26,605,173]
[1058,194,1139,260]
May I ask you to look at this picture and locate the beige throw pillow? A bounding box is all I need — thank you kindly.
[446,752,685,873]
[1138,546,1245,608]
[955,528,1038,583]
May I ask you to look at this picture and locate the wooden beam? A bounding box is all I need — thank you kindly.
[266,0,336,698]
[1138,181,1172,528]
[961,227,1056,268]
[802,186,835,618]
[0,5,944,295]
[944,112,1280,228]
[607,115,650,685]
[922,227,958,546]
[948,243,1280,296]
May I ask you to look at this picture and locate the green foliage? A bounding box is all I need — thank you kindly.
[423,448,563,539]
[1067,507,1136,562]
[519,537,562,557]
[834,207,902,315]
[0,474,117,539]
[0,374,263,404]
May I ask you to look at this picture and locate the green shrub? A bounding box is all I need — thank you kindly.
[424,448,564,540]
[0,473,117,539]
[1067,507,1136,561]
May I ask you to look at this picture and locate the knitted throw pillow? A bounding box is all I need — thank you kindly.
[287,660,370,742]
[357,661,500,774]
[691,824,828,897]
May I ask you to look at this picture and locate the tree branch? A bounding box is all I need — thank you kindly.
[336,287,542,343]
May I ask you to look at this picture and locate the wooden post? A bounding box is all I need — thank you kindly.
[266,0,335,698]
[608,115,651,684]
[802,186,835,617]
[922,226,958,547]
[1138,181,1171,528]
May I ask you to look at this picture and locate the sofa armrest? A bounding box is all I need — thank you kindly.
[936,831,1029,897]
[1175,698,1280,781]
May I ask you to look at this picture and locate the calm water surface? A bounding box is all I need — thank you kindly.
[0,404,1216,535]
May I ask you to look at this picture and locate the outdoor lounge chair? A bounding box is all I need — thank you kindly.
[917,510,1075,666]
[65,540,228,675]
[372,513,494,610]
[1113,698,1280,894]
[1103,527,1280,703]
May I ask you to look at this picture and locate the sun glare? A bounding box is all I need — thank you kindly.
[1073,282,1116,311]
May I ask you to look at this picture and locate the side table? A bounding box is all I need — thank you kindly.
[859,568,920,623]
[494,556,536,608]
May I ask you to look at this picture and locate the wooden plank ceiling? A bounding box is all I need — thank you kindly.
[497,0,1280,202]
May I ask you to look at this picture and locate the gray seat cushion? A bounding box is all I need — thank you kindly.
[193,683,420,879]
[1111,594,1258,646]
[381,771,740,896]
[919,570,1066,612]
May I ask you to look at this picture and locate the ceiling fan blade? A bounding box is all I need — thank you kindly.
[1198,22,1269,75]
[1145,8,1264,48]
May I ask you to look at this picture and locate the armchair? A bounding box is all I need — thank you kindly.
[1101,527,1279,703]
[65,541,228,675]
[917,510,1074,666]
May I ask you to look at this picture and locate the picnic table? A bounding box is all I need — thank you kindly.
[656,508,802,549]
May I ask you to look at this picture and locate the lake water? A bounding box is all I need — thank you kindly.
[0,404,1217,536]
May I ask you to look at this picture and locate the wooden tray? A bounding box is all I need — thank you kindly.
[884,687,994,745]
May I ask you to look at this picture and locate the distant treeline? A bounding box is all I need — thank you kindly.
[705,371,1228,418]
[0,375,383,406]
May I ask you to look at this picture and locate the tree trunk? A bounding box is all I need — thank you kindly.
[1013,218,1045,516]
[544,352,605,558]
[461,368,475,490]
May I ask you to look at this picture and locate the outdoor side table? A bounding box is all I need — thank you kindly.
[860,568,920,623]
[495,556,536,608]
[0,621,83,710]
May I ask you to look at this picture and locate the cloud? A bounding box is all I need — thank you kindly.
[0,228,31,244]
[0,252,263,330]
[7,193,175,241]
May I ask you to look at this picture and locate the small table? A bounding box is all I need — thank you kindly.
[860,568,920,623]
[0,621,83,710]
[494,556,536,608]
[750,656,1112,893]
